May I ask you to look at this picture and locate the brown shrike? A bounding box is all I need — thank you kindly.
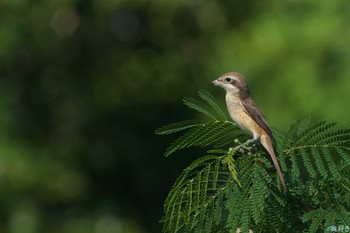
[212,72,286,190]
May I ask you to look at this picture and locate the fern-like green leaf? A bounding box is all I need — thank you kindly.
[323,147,341,180]
[324,209,336,231]
[240,203,251,233]
[198,89,228,121]
[164,121,237,157]
[225,184,244,231]
[301,207,350,233]
[308,209,328,233]
[221,155,241,187]
[301,209,327,233]
[311,147,328,178]
[300,148,316,178]
[338,205,350,225]
[336,147,350,165]
[289,150,300,177]
[155,120,205,135]
[295,121,335,146]
[281,120,350,180]
[226,156,285,232]
[162,155,231,233]
[183,97,217,120]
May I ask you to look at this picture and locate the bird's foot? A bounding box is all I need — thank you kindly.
[233,138,259,155]
[234,138,258,149]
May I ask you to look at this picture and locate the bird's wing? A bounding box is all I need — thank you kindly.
[241,97,273,138]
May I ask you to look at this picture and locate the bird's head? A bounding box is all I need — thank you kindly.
[212,72,250,98]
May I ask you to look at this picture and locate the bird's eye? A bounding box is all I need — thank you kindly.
[225,77,232,82]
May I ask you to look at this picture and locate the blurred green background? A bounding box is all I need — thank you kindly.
[0,0,350,232]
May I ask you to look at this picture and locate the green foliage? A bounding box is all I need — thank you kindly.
[157,90,350,233]
[161,155,227,233]
[156,90,243,157]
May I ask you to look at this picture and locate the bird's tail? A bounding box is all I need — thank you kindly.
[260,134,286,191]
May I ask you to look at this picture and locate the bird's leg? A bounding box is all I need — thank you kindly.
[234,138,259,150]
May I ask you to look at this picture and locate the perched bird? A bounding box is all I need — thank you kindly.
[212,72,286,190]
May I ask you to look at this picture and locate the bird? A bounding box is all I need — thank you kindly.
[212,72,286,191]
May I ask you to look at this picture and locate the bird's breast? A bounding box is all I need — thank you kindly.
[225,95,261,137]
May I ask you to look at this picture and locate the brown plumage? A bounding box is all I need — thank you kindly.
[212,72,286,191]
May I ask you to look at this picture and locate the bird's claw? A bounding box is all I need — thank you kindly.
[232,140,258,155]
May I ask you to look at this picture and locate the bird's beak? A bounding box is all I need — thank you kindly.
[212,79,220,86]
